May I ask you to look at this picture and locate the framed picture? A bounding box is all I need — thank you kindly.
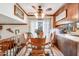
[56,9,67,22]
[14,5,24,19]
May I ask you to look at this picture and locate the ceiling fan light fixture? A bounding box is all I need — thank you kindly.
[42,13,45,18]
[34,13,38,18]
[33,5,45,19]
[34,12,45,19]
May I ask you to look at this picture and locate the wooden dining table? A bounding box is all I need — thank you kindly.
[30,38,45,56]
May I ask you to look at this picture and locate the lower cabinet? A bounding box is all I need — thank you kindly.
[63,40,77,56]
[56,35,77,56]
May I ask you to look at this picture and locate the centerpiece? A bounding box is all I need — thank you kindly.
[35,29,43,38]
[27,32,32,38]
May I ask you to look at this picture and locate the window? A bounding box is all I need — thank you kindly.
[38,22,43,32]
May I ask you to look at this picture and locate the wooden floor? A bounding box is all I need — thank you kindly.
[51,46,64,56]
[17,45,64,56]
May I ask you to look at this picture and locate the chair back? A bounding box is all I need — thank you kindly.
[31,38,45,48]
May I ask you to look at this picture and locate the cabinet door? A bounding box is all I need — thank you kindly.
[64,39,77,56]
[64,39,71,56]
[70,40,77,56]
[56,36,64,53]
[56,35,77,56]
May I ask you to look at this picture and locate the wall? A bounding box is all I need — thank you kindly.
[0,3,29,39]
[51,16,56,28]
[51,16,54,28]
[0,25,28,39]
[0,3,27,23]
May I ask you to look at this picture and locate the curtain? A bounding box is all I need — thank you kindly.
[30,20,38,38]
[43,19,51,42]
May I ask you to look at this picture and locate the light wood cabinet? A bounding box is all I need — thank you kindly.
[54,3,79,28]
[67,3,79,21]
[56,35,77,56]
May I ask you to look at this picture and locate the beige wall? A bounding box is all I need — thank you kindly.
[0,25,28,39]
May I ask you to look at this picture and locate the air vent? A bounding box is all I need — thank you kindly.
[46,8,52,11]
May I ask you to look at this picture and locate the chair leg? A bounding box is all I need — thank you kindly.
[51,44,54,47]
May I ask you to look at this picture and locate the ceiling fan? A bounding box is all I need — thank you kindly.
[32,5,52,18]
[32,5,52,12]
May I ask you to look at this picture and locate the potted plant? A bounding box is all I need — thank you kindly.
[35,29,43,38]
[27,32,32,38]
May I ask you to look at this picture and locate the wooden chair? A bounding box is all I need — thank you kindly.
[30,38,45,56]
[50,33,56,47]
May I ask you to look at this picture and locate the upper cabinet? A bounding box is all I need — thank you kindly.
[54,3,79,26]
[56,10,67,22]
[67,4,79,21]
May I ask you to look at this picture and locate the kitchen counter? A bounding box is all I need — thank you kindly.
[56,34,79,43]
[55,33,79,56]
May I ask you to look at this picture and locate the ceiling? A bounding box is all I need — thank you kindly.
[19,3,65,16]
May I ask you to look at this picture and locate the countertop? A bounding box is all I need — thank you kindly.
[56,33,79,43]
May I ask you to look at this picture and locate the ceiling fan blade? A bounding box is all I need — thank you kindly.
[46,8,52,11]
